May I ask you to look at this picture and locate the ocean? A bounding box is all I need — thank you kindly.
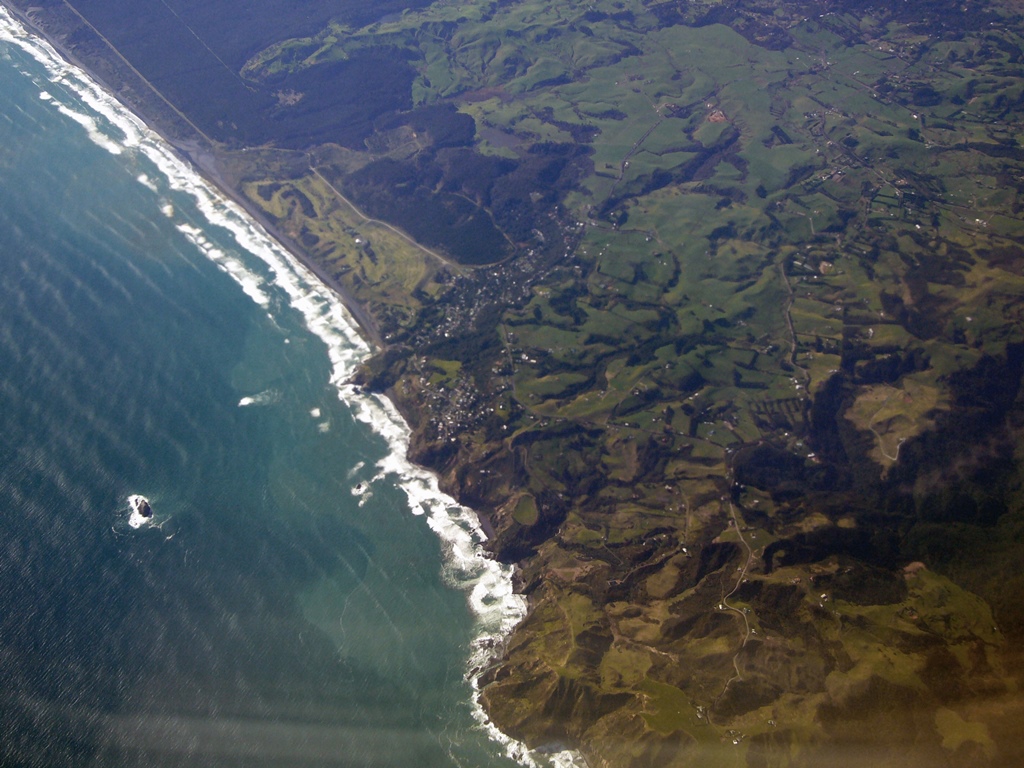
[0,10,554,767]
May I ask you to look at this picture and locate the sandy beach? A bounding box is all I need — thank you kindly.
[0,0,384,348]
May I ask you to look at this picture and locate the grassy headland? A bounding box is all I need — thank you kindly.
[9,0,1024,764]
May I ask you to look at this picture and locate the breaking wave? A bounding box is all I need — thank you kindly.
[0,7,584,766]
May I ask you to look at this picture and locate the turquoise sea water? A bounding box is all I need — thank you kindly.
[0,14,541,768]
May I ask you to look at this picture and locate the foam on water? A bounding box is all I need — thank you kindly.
[0,9,586,766]
[175,223,272,308]
[136,173,158,193]
[53,101,123,154]
[237,389,282,408]
[126,494,153,529]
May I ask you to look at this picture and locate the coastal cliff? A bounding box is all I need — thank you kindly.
[8,0,1024,764]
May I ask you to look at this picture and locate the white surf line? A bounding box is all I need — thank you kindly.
[0,8,583,765]
[348,384,586,768]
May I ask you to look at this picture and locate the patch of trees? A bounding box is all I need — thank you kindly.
[343,157,511,265]
[438,151,518,206]
[596,127,741,222]
[817,0,1001,34]
[259,49,417,149]
[727,14,794,51]
[534,107,599,143]
[581,107,628,120]
[547,288,589,324]
[376,104,476,149]
[647,0,694,29]
[340,141,590,264]
[764,526,901,574]
[60,0,424,147]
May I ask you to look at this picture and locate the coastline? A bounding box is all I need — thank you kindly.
[7,2,1024,766]
[0,6,563,766]
[180,145,386,350]
[0,0,384,348]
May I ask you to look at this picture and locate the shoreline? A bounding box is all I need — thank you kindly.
[180,144,387,350]
[5,3,1023,765]
[0,5,561,766]
[0,0,384,349]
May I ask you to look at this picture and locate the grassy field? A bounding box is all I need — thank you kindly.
[230,1,1024,764]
